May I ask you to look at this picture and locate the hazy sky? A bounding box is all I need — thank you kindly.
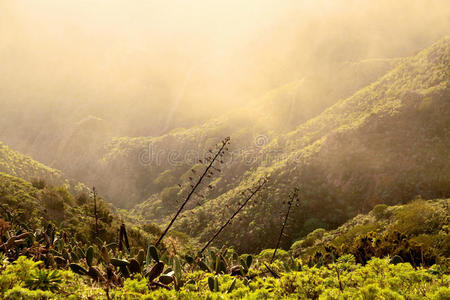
[1,0,449,136]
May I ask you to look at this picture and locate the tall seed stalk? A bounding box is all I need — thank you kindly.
[271,187,299,263]
[92,186,99,236]
[155,137,231,247]
[200,177,268,254]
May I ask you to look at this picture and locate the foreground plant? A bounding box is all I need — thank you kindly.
[25,269,62,292]
[2,255,449,299]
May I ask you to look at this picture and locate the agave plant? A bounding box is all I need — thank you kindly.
[69,240,181,292]
[25,269,62,292]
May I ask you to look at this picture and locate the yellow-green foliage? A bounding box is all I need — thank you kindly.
[0,141,63,184]
[0,172,153,249]
[291,228,326,251]
[258,249,290,261]
[293,199,449,266]
[0,172,41,226]
[0,256,104,299]
[1,256,448,299]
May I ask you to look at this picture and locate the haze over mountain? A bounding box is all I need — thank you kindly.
[141,38,450,252]
[1,1,449,158]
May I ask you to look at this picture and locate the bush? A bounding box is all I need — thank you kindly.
[40,189,65,220]
[160,186,180,208]
[431,287,450,300]
[372,204,388,219]
[143,223,162,236]
[258,249,290,261]
[4,286,53,300]
[302,218,328,236]
[393,200,440,235]
[75,193,89,205]
[291,228,326,256]
[31,179,46,190]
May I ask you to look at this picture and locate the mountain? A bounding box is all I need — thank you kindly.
[0,142,96,237]
[2,37,447,255]
[88,54,399,210]
[166,37,450,252]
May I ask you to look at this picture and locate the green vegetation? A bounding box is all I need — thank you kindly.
[1,165,449,298]
[0,142,63,185]
[0,172,155,249]
[292,199,449,267]
[0,232,448,299]
[94,55,401,211]
[165,37,450,253]
[0,255,438,298]
[0,141,87,196]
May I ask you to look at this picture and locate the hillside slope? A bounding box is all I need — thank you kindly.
[0,140,91,196]
[168,37,450,252]
[291,198,449,266]
[0,171,156,250]
[92,56,398,210]
[0,141,63,184]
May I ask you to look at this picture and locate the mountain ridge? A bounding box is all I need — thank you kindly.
[166,37,450,252]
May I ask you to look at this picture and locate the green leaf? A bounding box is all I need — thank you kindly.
[214,277,219,292]
[145,261,164,282]
[69,263,88,276]
[246,255,253,269]
[173,256,182,282]
[147,245,159,263]
[264,263,280,278]
[110,258,129,267]
[86,246,94,267]
[208,276,215,292]
[159,275,174,285]
[197,260,211,272]
[227,278,237,294]
[184,255,194,264]
[129,258,141,274]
